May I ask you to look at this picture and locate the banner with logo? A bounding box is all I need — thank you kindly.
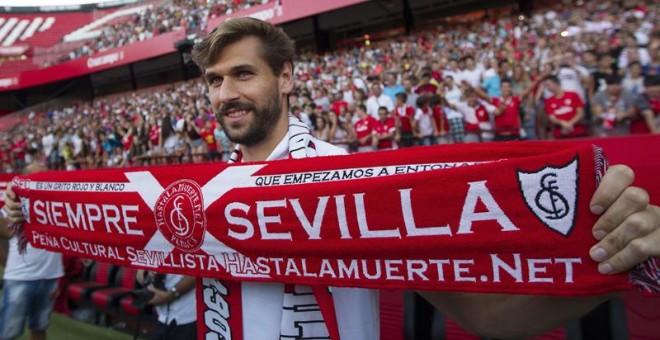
[12,142,647,296]
[2,30,184,91]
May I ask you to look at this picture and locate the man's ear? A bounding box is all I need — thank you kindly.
[279,62,294,95]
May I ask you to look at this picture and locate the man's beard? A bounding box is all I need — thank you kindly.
[215,87,283,147]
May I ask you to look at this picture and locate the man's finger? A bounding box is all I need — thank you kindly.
[589,165,635,216]
[592,186,649,239]
[596,228,660,275]
[4,186,15,200]
[590,209,658,274]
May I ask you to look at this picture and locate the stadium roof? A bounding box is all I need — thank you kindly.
[3,0,118,7]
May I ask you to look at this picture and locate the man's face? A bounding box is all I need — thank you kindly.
[545,80,559,93]
[378,109,388,121]
[205,37,290,146]
[387,74,397,86]
[501,82,512,97]
[403,79,413,91]
[372,85,382,97]
[607,84,622,96]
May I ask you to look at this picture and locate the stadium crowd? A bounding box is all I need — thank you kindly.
[2,0,659,173]
[51,0,272,65]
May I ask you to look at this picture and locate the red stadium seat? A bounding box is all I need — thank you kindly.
[119,295,142,316]
[89,266,138,309]
[67,262,118,305]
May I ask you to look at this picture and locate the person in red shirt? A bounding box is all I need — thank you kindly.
[414,71,438,95]
[430,94,450,144]
[331,92,349,117]
[629,76,660,134]
[491,80,522,140]
[353,104,376,153]
[10,133,27,172]
[374,106,397,150]
[394,92,415,147]
[200,119,220,161]
[542,75,587,139]
[467,77,544,141]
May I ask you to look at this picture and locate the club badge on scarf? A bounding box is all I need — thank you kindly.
[10,142,659,296]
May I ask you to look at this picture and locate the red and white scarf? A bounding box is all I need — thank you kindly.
[10,116,660,340]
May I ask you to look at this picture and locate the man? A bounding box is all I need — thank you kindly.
[543,75,588,139]
[629,76,660,134]
[402,76,419,108]
[353,104,376,153]
[4,17,660,340]
[468,79,542,141]
[200,119,221,161]
[459,56,482,88]
[414,94,438,146]
[445,90,493,143]
[557,50,590,102]
[592,77,636,137]
[373,106,397,151]
[0,163,63,340]
[137,271,197,340]
[414,71,438,95]
[394,92,416,148]
[382,72,405,104]
[365,83,394,119]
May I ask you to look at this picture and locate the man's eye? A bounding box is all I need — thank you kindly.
[209,77,222,86]
[238,71,253,79]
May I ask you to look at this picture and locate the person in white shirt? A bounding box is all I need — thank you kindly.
[459,56,483,88]
[0,163,63,340]
[137,271,197,340]
[365,83,394,119]
[557,51,590,102]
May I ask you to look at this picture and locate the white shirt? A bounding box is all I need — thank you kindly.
[238,131,379,340]
[445,85,462,105]
[42,133,56,156]
[366,94,394,119]
[155,274,196,325]
[558,66,588,101]
[461,68,483,88]
[3,237,63,281]
[414,108,435,137]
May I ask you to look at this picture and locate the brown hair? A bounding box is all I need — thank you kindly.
[192,17,295,76]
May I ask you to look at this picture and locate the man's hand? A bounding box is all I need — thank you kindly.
[3,185,25,224]
[589,165,660,274]
[146,286,174,306]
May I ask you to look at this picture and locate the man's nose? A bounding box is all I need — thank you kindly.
[216,79,240,105]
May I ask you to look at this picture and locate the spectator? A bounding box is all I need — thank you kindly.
[413,94,437,146]
[365,84,394,119]
[394,92,416,147]
[383,73,405,103]
[327,111,354,153]
[629,76,660,134]
[373,106,397,150]
[0,163,64,340]
[353,104,376,152]
[543,75,588,139]
[622,61,646,96]
[137,271,197,340]
[592,76,637,137]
